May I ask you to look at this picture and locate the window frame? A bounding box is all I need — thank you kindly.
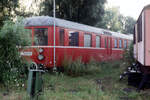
[119,39,122,48]
[59,29,65,46]
[137,15,142,42]
[69,31,79,46]
[133,27,136,44]
[124,40,127,49]
[105,37,107,48]
[96,35,101,48]
[114,39,118,48]
[84,33,92,47]
[34,28,48,46]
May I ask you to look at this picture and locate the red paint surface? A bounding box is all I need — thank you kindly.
[21,26,128,68]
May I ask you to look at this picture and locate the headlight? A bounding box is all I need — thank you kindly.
[38,55,44,60]
[39,48,44,53]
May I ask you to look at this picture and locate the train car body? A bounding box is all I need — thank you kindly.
[134,5,150,73]
[125,5,150,90]
[21,16,132,68]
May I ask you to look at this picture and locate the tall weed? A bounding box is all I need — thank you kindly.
[63,57,101,76]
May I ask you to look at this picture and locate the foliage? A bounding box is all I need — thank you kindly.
[63,57,101,76]
[123,43,135,66]
[63,57,85,76]
[0,18,31,87]
[0,0,34,28]
[0,0,19,28]
[1,61,147,100]
[97,7,122,32]
[97,7,136,34]
[40,0,106,26]
[85,58,101,74]
[123,16,136,34]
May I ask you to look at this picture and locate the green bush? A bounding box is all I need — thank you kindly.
[0,18,31,87]
[123,43,135,66]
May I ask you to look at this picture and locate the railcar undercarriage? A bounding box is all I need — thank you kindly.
[120,62,150,91]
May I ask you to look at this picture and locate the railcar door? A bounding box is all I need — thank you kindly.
[106,37,112,56]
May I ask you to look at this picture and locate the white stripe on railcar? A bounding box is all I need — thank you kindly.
[24,46,106,50]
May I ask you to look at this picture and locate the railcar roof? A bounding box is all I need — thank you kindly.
[25,16,133,40]
[137,4,150,22]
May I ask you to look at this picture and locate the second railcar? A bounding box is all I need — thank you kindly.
[124,5,150,90]
[134,5,150,73]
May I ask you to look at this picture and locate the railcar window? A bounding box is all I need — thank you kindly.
[34,28,48,46]
[137,15,142,42]
[119,40,122,48]
[133,27,136,44]
[69,32,79,46]
[108,39,110,48]
[124,40,127,48]
[59,29,64,46]
[96,36,100,48]
[84,34,92,47]
[114,39,118,48]
[105,38,107,48]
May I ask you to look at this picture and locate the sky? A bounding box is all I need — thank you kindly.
[107,0,150,20]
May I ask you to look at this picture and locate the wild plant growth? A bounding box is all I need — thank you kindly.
[123,43,135,66]
[0,18,31,88]
[63,56,101,76]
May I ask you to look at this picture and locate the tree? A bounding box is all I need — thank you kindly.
[123,16,136,34]
[39,0,106,26]
[97,7,136,34]
[0,0,19,28]
[96,7,123,32]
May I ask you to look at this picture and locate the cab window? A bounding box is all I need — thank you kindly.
[34,28,48,46]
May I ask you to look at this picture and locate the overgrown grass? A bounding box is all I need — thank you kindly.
[1,60,150,100]
[63,57,101,76]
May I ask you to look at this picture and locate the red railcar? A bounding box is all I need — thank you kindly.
[20,16,132,68]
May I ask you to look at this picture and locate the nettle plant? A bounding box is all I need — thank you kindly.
[0,18,31,87]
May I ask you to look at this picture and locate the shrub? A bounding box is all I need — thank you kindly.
[0,18,31,88]
[123,43,135,66]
